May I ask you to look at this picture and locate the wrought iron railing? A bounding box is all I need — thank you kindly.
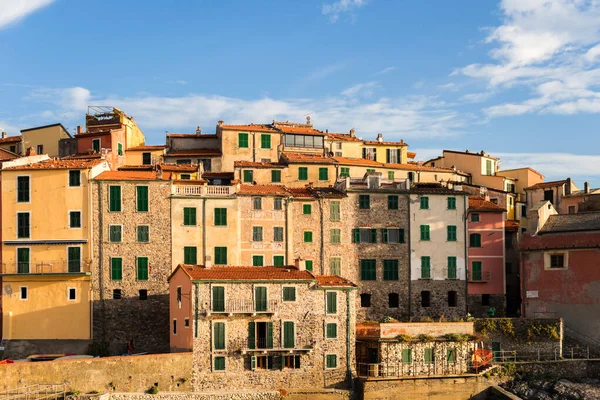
[2,261,87,274]
[204,299,278,314]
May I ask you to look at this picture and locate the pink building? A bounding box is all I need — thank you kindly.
[467,197,506,317]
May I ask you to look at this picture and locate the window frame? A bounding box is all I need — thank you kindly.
[137,256,149,281]
[137,225,150,243]
[68,210,82,229]
[108,224,123,243]
[183,246,198,265]
[325,322,338,339]
[111,257,123,281]
[136,185,149,212]
[68,170,81,187]
[67,287,77,302]
[470,233,482,248]
[298,167,308,181]
[360,259,377,281]
[282,286,296,302]
[388,195,399,210]
[260,134,271,149]
[67,245,81,273]
[318,167,329,181]
[238,132,249,148]
[183,207,197,226]
[271,169,281,183]
[358,194,370,209]
[420,196,429,210]
[213,321,227,351]
[214,208,227,226]
[243,169,254,183]
[325,354,338,369]
[108,185,122,212]
[16,175,31,204]
[16,211,31,239]
[447,197,456,210]
[253,226,263,242]
[447,225,457,242]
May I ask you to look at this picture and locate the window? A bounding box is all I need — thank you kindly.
[69,170,81,187]
[486,159,492,176]
[382,228,405,243]
[117,142,123,156]
[447,225,457,241]
[318,168,328,181]
[17,176,30,202]
[285,134,323,148]
[177,287,182,308]
[447,197,456,210]
[303,204,312,214]
[17,212,30,238]
[173,319,177,334]
[214,356,226,371]
[139,289,148,300]
[340,167,350,178]
[472,261,482,281]
[137,186,149,212]
[9,145,16,153]
[180,174,191,180]
[522,204,528,217]
[273,255,284,266]
[111,258,122,280]
[470,233,481,247]
[109,225,122,242]
[329,257,341,275]
[243,170,253,183]
[68,288,77,301]
[298,167,308,181]
[20,286,28,300]
[177,159,191,165]
[253,197,262,210]
[182,207,197,226]
[214,208,227,226]
[359,195,370,209]
[283,321,295,348]
[184,318,189,327]
[482,294,490,306]
[184,246,197,264]
[421,291,430,307]
[252,255,264,266]
[305,260,313,272]
[408,172,414,181]
[271,170,281,183]
[113,289,121,299]
[325,354,338,369]
[388,293,399,308]
[330,229,341,244]
[253,226,263,241]
[544,189,553,204]
[69,211,81,228]
[92,138,101,153]
[471,213,480,222]
[214,247,227,265]
[137,225,149,242]
[109,186,121,212]
[362,147,376,160]
[67,246,81,273]
[424,348,434,364]
[283,286,296,301]
[304,231,313,242]
[360,259,376,280]
[212,286,225,312]
[421,257,431,279]
[238,132,249,148]
[388,171,395,180]
[420,196,429,209]
[420,225,430,241]
[550,254,565,268]
[142,152,152,165]
[137,257,148,280]
[326,292,337,314]
[199,158,212,172]
[213,322,226,350]
[360,293,371,307]
[273,227,284,242]
[326,323,337,339]
[17,248,30,273]
[353,228,377,243]
[448,291,457,307]
[388,195,399,210]
[274,197,283,210]
[330,201,340,221]
[447,348,457,363]
[447,257,457,279]
[383,260,399,280]
[260,134,271,149]
[402,349,412,364]
[386,148,400,163]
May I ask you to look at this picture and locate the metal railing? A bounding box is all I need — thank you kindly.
[236,338,314,353]
[357,361,466,378]
[492,347,592,363]
[2,261,86,274]
[468,270,492,282]
[204,299,278,314]
[0,384,67,400]
[172,185,235,196]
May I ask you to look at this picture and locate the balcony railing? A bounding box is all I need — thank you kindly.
[233,338,314,354]
[172,185,236,196]
[204,299,278,315]
[468,270,492,282]
[1,260,86,274]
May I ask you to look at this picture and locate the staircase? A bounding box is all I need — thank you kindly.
[0,384,67,400]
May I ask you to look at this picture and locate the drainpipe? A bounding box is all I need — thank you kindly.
[252,133,256,163]
[463,195,469,316]
[346,290,353,388]
[318,196,325,275]
[88,170,94,341]
[97,181,105,343]
[285,197,290,265]
[520,251,526,318]
[202,198,207,264]
[406,192,412,319]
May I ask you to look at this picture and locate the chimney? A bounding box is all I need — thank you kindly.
[217,120,223,127]
[294,258,306,271]
[465,149,469,153]
[196,126,201,136]
[585,182,590,194]
[25,147,36,156]
[349,128,355,138]
[77,126,83,135]
[566,178,572,195]
[481,150,486,156]
[376,133,383,142]
[157,166,163,180]
[204,255,213,269]
[1,131,6,139]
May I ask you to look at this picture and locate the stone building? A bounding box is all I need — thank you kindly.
[168,263,357,391]
[91,169,173,355]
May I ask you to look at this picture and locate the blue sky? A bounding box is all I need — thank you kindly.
[1,0,600,185]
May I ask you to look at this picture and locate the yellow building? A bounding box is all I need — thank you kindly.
[20,123,72,157]
[125,145,166,165]
[0,133,22,155]
[326,130,409,164]
[0,156,109,358]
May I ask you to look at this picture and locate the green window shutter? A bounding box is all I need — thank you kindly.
[69,170,81,187]
[330,201,340,221]
[470,233,481,247]
[111,258,122,280]
[326,323,337,338]
[252,255,264,266]
[359,195,370,209]
[304,231,312,242]
[183,208,196,226]
[326,354,337,368]
[215,208,227,226]
[447,197,457,210]
[424,348,434,364]
[267,322,274,348]
[329,258,341,275]
[238,133,249,148]
[261,134,271,149]
[399,229,405,243]
[271,170,281,183]
[214,247,227,265]
[283,287,296,301]
[388,195,398,210]
[448,257,457,279]
[136,186,149,212]
[303,204,311,214]
[213,356,225,371]
[137,226,149,242]
[70,211,81,228]
[421,257,431,279]
[274,255,284,266]
[366,168,375,173]
[370,229,377,243]
[352,228,360,243]
[447,225,457,241]
[248,321,256,349]
[254,287,267,311]
[273,227,284,242]
[383,260,398,281]
[214,322,225,350]
[17,248,30,274]
[326,292,337,314]
[361,259,376,280]
[283,321,295,348]
[305,260,313,271]
[340,167,350,177]
[330,229,340,244]
[447,349,456,363]
[212,286,225,312]
[420,196,429,209]
[382,228,388,243]
[243,170,253,183]
[472,261,482,281]
[68,247,81,273]
[117,142,123,156]
[298,167,308,180]
[402,349,412,364]
[184,247,197,264]
[109,225,121,242]
[388,171,395,180]
[109,186,121,212]
[420,225,430,241]
[137,257,149,280]
[319,168,328,180]
[253,226,263,241]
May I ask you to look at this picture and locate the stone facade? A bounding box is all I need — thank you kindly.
[468,294,506,318]
[410,280,466,320]
[91,174,172,355]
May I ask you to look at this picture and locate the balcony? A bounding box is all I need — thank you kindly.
[468,270,492,282]
[203,299,279,315]
[233,338,314,354]
[172,184,235,197]
[1,260,89,275]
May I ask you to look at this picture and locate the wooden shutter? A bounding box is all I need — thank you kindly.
[214,322,225,350]
[137,186,148,212]
[255,287,267,311]
[370,229,377,243]
[382,228,388,243]
[283,321,295,348]
[212,286,225,312]
[248,322,255,349]
[267,322,274,349]
[327,292,337,314]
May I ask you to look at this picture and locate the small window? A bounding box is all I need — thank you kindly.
[329,257,341,275]
[447,348,457,363]
[17,212,30,238]
[359,195,370,209]
[340,167,350,177]
[360,293,371,307]
[303,231,313,243]
[137,257,149,281]
[184,318,190,327]
[92,138,101,152]
[109,225,122,242]
[111,258,122,280]
[447,225,457,241]
[388,171,395,180]
[330,201,340,221]
[273,255,284,266]
[214,247,227,265]
[383,260,399,280]
[420,225,430,241]
[425,348,434,364]
[113,289,122,299]
[447,197,456,210]
[325,354,338,369]
[253,226,263,242]
[471,213,480,222]
[283,287,296,302]
[20,286,28,300]
[253,197,262,210]
[238,133,249,148]
[421,256,431,279]
[448,291,457,307]
[68,288,77,301]
[17,177,30,203]
[447,256,457,279]
[298,167,308,181]
[109,186,121,212]
[420,196,429,209]
[388,293,399,308]
[184,246,197,264]
[274,197,283,210]
[177,159,191,165]
[472,261,482,281]
[180,174,191,180]
[273,227,284,242]
[330,228,341,244]
[352,228,377,243]
[137,225,149,242]
[69,170,81,187]
[382,228,405,243]
[303,204,312,214]
[402,349,412,364]
[213,322,226,350]
[142,152,152,165]
[568,206,575,214]
[177,286,182,308]
[326,292,337,314]
[421,291,430,307]
[305,260,313,271]
[271,170,281,183]
[173,319,177,335]
[69,211,82,228]
[482,294,490,306]
[261,134,271,149]
[360,259,377,280]
[136,186,149,212]
[36,144,43,154]
[183,208,197,226]
[117,142,124,156]
[252,255,264,266]
[326,323,337,339]
[318,167,329,181]
[139,289,148,300]
[550,254,565,268]
[214,208,227,226]
[388,195,399,210]
[243,170,253,183]
[283,355,301,369]
[470,233,481,247]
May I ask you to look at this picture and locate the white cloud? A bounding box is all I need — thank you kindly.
[322,0,368,22]
[341,81,378,97]
[305,62,347,81]
[0,0,54,29]
[460,92,494,103]
[373,66,396,76]
[438,83,457,90]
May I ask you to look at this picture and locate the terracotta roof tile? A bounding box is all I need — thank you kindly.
[521,232,600,250]
[118,165,154,171]
[334,156,381,167]
[95,171,171,181]
[505,220,520,232]
[524,180,568,190]
[315,275,357,288]
[312,187,347,198]
[166,133,218,138]
[0,136,22,144]
[286,187,315,198]
[166,149,221,157]
[62,153,102,159]
[176,264,315,281]
[0,148,20,161]
[127,145,166,151]
[4,158,104,171]
[326,133,362,142]
[234,161,286,169]
[410,182,466,195]
[282,152,336,164]
[384,162,458,173]
[220,124,278,133]
[407,151,417,159]
[469,196,506,212]
[237,184,290,196]
[159,163,199,172]
[363,140,408,146]
[275,125,324,135]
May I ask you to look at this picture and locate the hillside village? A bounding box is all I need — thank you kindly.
[1,107,599,394]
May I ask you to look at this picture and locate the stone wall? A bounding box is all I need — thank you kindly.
[410,280,466,320]
[91,179,172,355]
[0,352,192,393]
[468,294,506,318]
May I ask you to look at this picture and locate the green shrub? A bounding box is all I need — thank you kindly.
[147,386,159,395]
